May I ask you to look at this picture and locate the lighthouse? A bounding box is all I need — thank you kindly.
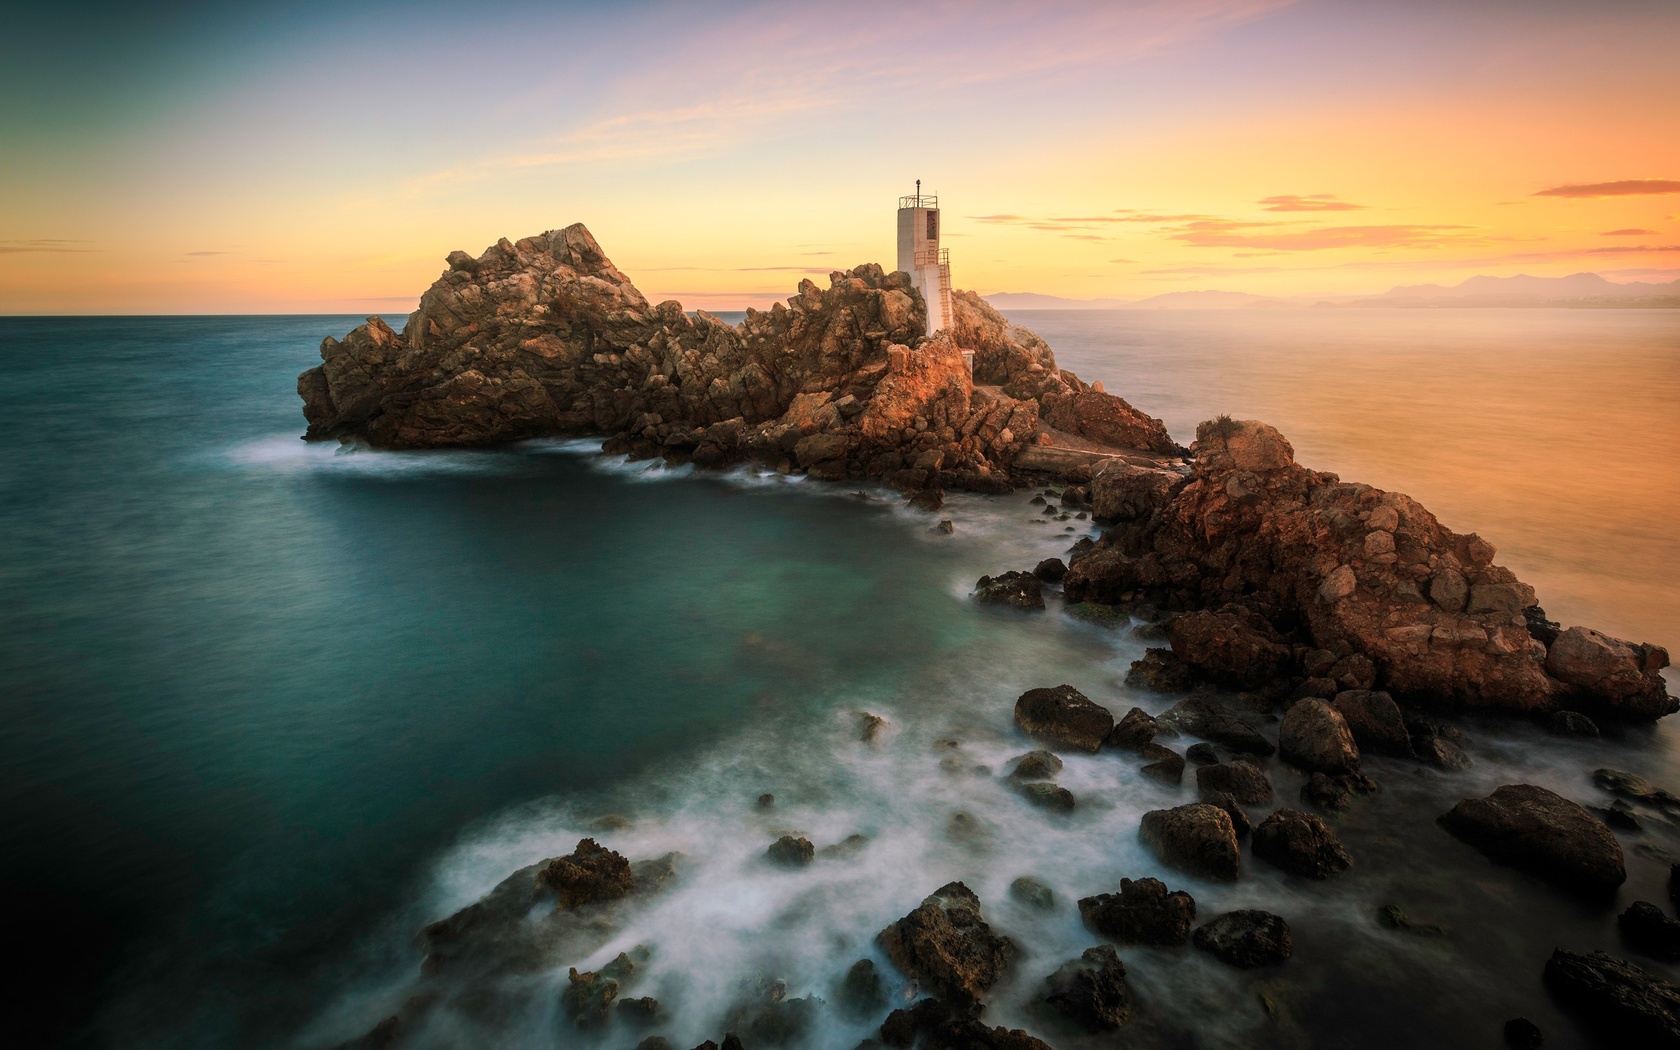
[896,181,953,335]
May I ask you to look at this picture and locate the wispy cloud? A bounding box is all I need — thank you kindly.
[1168,221,1473,251]
[1534,179,1680,198]
[1600,228,1658,236]
[1257,194,1366,212]
[182,250,230,256]
[0,239,99,254]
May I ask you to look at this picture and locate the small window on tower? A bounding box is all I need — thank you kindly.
[926,212,938,242]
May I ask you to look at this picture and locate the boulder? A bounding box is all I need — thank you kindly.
[1278,699,1360,774]
[1438,784,1626,895]
[1044,945,1135,1030]
[1137,743,1186,784]
[766,835,815,868]
[1547,626,1676,720]
[1106,706,1159,751]
[878,996,1055,1050]
[836,959,887,1019]
[1186,742,1219,766]
[1332,690,1413,758]
[1007,750,1063,782]
[1125,648,1192,693]
[1544,949,1680,1049]
[877,882,1015,1004]
[1016,782,1077,811]
[1300,771,1381,812]
[1010,876,1055,911]
[1156,695,1276,756]
[1090,463,1186,523]
[1199,789,1253,837]
[538,838,635,908]
[1139,804,1241,881]
[1619,901,1680,962]
[1409,720,1473,771]
[1164,608,1293,690]
[1033,558,1068,582]
[974,571,1045,611]
[1196,760,1274,805]
[1077,876,1196,946]
[1014,685,1113,753]
[1040,389,1182,456]
[1192,910,1293,968]
[1252,808,1352,879]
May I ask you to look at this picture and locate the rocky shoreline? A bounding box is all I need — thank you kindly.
[305,227,1680,1049]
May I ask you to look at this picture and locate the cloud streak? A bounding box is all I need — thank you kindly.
[1257,194,1365,212]
[1534,179,1680,198]
[1168,221,1472,251]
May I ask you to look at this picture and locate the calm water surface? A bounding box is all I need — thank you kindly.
[0,310,1674,1049]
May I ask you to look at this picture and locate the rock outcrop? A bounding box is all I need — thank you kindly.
[878,882,1015,1004]
[1043,945,1134,1030]
[1077,877,1197,946]
[1062,417,1675,721]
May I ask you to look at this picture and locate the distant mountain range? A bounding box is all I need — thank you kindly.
[985,272,1680,310]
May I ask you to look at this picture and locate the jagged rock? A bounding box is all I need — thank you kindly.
[1196,760,1273,805]
[1125,648,1192,693]
[538,838,635,908]
[1044,945,1135,1030]
[1300,771,1380,811]
[974,571,1045,610]
[561,967,619,1029]
[1279,698,1360,774]
[1090,462,1187,524]
[837,959,886,1018]
[1106,706,1159,751]
[1077,876,1197,945]
[1252,808,1352,879]
[1620,901,1680,962]
[1438,784,1626,895]
[766,835,815,868]
[1200,789,1253,837]
[1503,1018,1543,1049]
[1041,388,1182,456]
[1193,910,1293,968]
[1186,742,1219,765]
[1034,558,1068,582]
[878,996,1054,1050]
[1544,949,1680,1048]
[618,996,662,1026]
[1007,750,1064,781]
[1165,607,1293,690]
[1010,877,1055,910]
[1138,742,1186,784]
[1155,695,1276,756]
[1409,720,1474,770]
[877,882,1015,1004]
[1016,781,1077,811]
[1139,803,1241,881]
[1547,627,1674,721]
[1014,684,1113,753]
[1332,690,1413,757]
[858,711,888,742]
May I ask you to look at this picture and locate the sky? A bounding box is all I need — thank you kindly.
[2,0,1677,313]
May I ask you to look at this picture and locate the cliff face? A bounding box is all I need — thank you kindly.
[298,224,1178,490]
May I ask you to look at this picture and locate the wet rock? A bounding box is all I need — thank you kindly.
[878,996,1055,1050]
[1044,944,1135,1030]
[837,958,887,1019]
[1332,690,1413,758]
[1377,904,1448,937]
[857,711,888,742]
[877,882,1015,1004]
[1007,750,1064,781]
[561,967,619,1029]
[1156,695,1276,756]
[974,571,1045,611]
[766,835,815,868]
[538,838,636,909]
[1186,742,1219,765]
[1409,720,1473,771]
[936,519,954,534]
[1547,710,1600,738]
[756,793,775,810]
[1301,771,1381,812]
[636,1039,674,1050]
[1016,781,1077,811]
[1439,784,1626,895]
[1164,607,1294,690]
[909,488,945,512]
[1010,876,1055,910]
[1594,767,1680,811]
[1278,698,1360,774]
[1543,949,1680,1048]
[1252,808,1352,879]
[1503,1017,1543,1050]
[1596,800,1642,831]
[1015,684,1113,753]
[1200,789,1252,837]
[1089,462,1186,523]
[1078,876,1197,945]
[1138,743,1186,785]
[618,996,662,1026]
[1125,648,1192,693]
[1034,558,1068,582]
[1106,707,1159,751]
[820,834,871,860]
[1139,803,1241,881]
[1196,760,1274,805]
[1192,910,1293,968]
[1619,901,1680,962]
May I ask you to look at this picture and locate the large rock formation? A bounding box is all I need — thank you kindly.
[1066,418,1675,721]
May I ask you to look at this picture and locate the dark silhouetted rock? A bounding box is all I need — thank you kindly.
[1140,803,1241,881]
[1332,689,1413,757]
[756,792,775,810]
[767,835,815,868]
[878,882,1015,1004]
[1252,808,1352,879]
[1138,743,1185,784]
[1548,710,1600,738]
[538,838,635,909]
[618,996,661,1026]
[1300,771,1381,812]
[1106,706,1159,751]
[1156,695,1276,756]
[1200,789,1252,837]
[1438,784,1626,895]
[1279,698,1360,774]
[1007,750,1063,782]
[1377,904,1448,937]
[858,711,888,742]
[1044,944,1134,1030]
[1186,742,1218,765]
[878,996,1055,1050]
[1078,876,1196,945]
[1196,760,1273,805]
[975,571,1045,610]
[561,967,619,1029]
[1034,558,1068,582]
[1125,648,1192,693]
[1408,719,1473,770]
[1503,1017,1543,1050]
[1620,901,1680,962]
[1193,910,1293,968]
[1544,949,1680,1049]
[837,959,886,1019]
[1015,684,1113,753]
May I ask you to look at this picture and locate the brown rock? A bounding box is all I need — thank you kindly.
[1165,608,1293,690]
[1105,706,1158,751]
[1544,949,1680,1049]
[537,838,634,909]
[1139,803,1241,881]
[1014,685,1113,753]
[1196,759,1274,804]
[1438,784,1626,895]
[1124,648,1192,693]
[1252,808,1352,879]
[1044,944,1134,1031]
[1193,910,1293,968]
[974,571,1045,610]
[877,882,1015,1004]
[1332,689,1413,757]
[1077,876,1197,945]
[1278,698,1360,774]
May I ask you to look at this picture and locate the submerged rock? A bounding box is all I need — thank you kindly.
[1139,803,1241,881]
[1503,1018,1543,1050]
[1007,750,1064,781]
[1619,901,1680,962]
[1544,949,1680,1048]
[1044,945,1134,1030]
[1010,876,1055,911]
[1014,684,1113,753]
[1438,784,1626,895]
[837,958,886,1019]
[1377,904,1448,937]
[1156,695,1276,756]
[561,967,619,1029]
[1137,742,1186,785]
[1300,771,1380,812]
[1015,781,1076,811]
[1077,876,1197,946]
[877,882,1015,1004]
[766,835,815,868]
[1252,808,1352,879]
[1186,742,1219,765]
[1033,557,1068,582]
[1192,910,1293,968]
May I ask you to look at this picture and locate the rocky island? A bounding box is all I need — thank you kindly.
[304,226,1680,1050]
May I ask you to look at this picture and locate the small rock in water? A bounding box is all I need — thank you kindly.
[1125,647,1192,693]
[836,958,885,1018]
[1596,799,1642,831]
[766,835,814,868]
[1010,876,1056,910]
[1547,710,1599,738]
[1503,1017,1543,1049]
[1377,904,1448,937]
[1186,742,1219,766]
[819,833,870,860]
[1034,557,1068,581]
[1016,781,1077,811]
[935,518,954,534]
[1300,771,1381,812]
[974,570,1045,610]
[561,967,619,1029]
[1332,689,1413,757]
[618,996,661,1026]
[877,882,1015,1004]
[1007,750,1064,782]
[635,1038,673,1050]
[1200,789,1252,837]
[908,488,945,511]
[1438,784,1626,896]
[1252,808,1352,879]
[1409,719,1474,770]
[538,839,635,909]
[1138,743,1186,785]
[1106,706,1159,751]
[1078,876,1197,946]
[1619,901,1680,962]
[1015,684,1114,753]
[1193,910,1293,968]
[1044,944,1135,1031]
[1197,760,1274,804]
[856,711,888,742]
[1139,803,1241,881]
[756,792,775,810]
[1278,699,1360,774]
[1595,767,1680,811]
[1543,949,1680,1047]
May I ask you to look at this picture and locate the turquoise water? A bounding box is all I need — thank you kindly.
[2,313,1676,1049]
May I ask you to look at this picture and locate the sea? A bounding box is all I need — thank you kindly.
[0,308,1675,1049]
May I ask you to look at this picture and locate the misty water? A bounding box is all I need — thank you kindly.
[0,309,1675,1049]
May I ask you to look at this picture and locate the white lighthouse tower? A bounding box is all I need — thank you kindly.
[896,181,953,336]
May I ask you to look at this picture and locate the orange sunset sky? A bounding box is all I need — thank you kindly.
[3,0,1677,314]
